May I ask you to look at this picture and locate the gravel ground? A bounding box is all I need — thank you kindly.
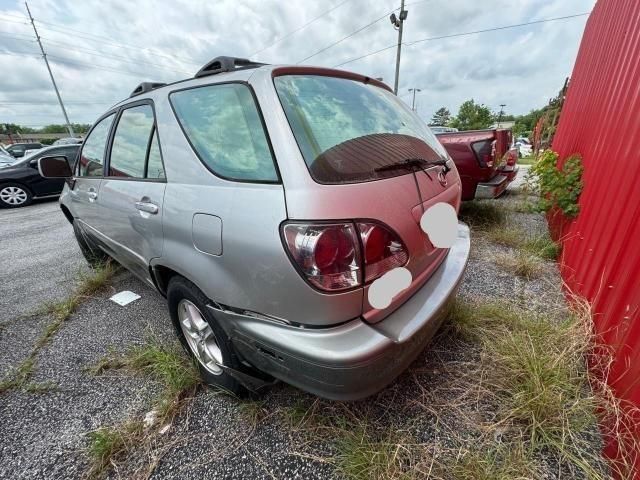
[0,199,88,323]
[0,169,604,479]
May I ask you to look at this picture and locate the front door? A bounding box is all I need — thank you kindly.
[70,113,116,231]
[92,103,166,284]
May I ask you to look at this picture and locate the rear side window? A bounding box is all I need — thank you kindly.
[79,114,115,177]
[170,83,277,182]
[274,75,447,184]
[146,130,165,179]
[109,105,155,178]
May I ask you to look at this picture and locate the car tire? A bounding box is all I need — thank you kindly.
[167,276,247,396]
[72,220,110,268]
[0,183,33,208]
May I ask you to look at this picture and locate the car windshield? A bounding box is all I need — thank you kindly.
[274,74,448,184]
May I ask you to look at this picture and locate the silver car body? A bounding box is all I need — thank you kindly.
[59,64,470,400]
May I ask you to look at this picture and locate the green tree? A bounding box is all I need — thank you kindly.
[450,99,494,131]
[429,107,451,126]
[40,123,91,134]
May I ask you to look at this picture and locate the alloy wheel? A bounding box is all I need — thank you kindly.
[0,186,28,206]
[178,299,223,375]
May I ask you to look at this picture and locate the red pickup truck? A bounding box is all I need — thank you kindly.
[435,129,518,201]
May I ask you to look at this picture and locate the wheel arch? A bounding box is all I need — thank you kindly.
[150,263,191,297]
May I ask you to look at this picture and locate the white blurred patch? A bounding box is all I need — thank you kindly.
[368,267,413,310]
[110,291,141,306]
[420,202,458,248]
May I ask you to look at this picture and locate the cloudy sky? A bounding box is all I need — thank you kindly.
[0,0,595,128]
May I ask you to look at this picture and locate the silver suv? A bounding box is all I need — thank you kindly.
[40,57,470,400]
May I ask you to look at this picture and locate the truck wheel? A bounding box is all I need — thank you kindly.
[0,183,32,208]
[72,220,110,268]
[167,276,246,396]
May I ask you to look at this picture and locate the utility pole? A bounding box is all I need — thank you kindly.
[408,88,421,111]
[25,1,74,136]
[390,0,407,95]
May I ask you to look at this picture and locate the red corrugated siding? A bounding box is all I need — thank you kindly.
[551,0,640,474]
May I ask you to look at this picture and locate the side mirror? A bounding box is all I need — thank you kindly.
[12,151,24,158]
[38,155,72,178]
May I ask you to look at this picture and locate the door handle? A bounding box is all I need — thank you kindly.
[135,201,159,214]
[87,189,98,202]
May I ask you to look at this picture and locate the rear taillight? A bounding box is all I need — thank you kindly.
[358,223,408,283]
[472,140,496,168]
[283,223,362,291]
[282,221,408,292]
[506,148,518,166]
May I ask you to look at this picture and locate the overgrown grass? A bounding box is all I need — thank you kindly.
[334,427,416,480]
[440,296,638,479]
[87,341,200,477]
[494,251,544,279]
[459,201,506,229]
[87,421,143,476]
[484,224,561,261]
[0,263,117,393]
[443,444,537,480]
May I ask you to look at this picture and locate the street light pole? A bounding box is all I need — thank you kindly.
[408,88,421,111]
[391,0,407,95]
[25,1,74,137]
[497,104,506,128]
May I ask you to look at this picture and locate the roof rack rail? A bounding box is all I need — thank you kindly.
[194,56,266,78]
[129,82,167,98]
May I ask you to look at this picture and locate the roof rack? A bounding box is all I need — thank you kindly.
[129,82,167,98]
[194,56,266,78]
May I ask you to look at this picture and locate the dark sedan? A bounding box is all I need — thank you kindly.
[0,144,79,208]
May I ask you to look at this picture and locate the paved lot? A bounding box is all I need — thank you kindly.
[0,199,87,322]
[0,171,596,479]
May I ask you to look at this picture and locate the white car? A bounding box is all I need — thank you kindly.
[514,137,533,157]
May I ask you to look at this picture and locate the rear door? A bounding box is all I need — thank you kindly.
[71,113,116,229]
[93,102,166,284]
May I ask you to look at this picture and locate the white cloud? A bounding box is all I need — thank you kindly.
[0,0,595,126]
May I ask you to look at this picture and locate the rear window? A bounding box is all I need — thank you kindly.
[274,75,447,184]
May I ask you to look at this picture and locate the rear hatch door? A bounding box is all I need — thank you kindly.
[272,70,462,323]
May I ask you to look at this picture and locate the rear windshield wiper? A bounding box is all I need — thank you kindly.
[374,157,447,173]
[374,158,451,216]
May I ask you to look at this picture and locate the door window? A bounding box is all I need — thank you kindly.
[170,83,277,182]
[109,105,155,178]
[79,114,115,177]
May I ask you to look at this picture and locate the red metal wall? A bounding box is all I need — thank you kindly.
[551,0,640,472]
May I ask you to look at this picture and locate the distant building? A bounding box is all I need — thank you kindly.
[490,121,515,130]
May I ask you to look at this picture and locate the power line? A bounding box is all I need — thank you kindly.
[296,6,398,64]
[406,12,590,46]
[250,0,354,57]
[4,49,170,79]
[35,21,202,66]
[41,38,192,75]
[0,30,36,39]
[0,101,112,105]
[333,11,590,67]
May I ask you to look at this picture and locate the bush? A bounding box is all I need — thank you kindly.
[526,150,583,217]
